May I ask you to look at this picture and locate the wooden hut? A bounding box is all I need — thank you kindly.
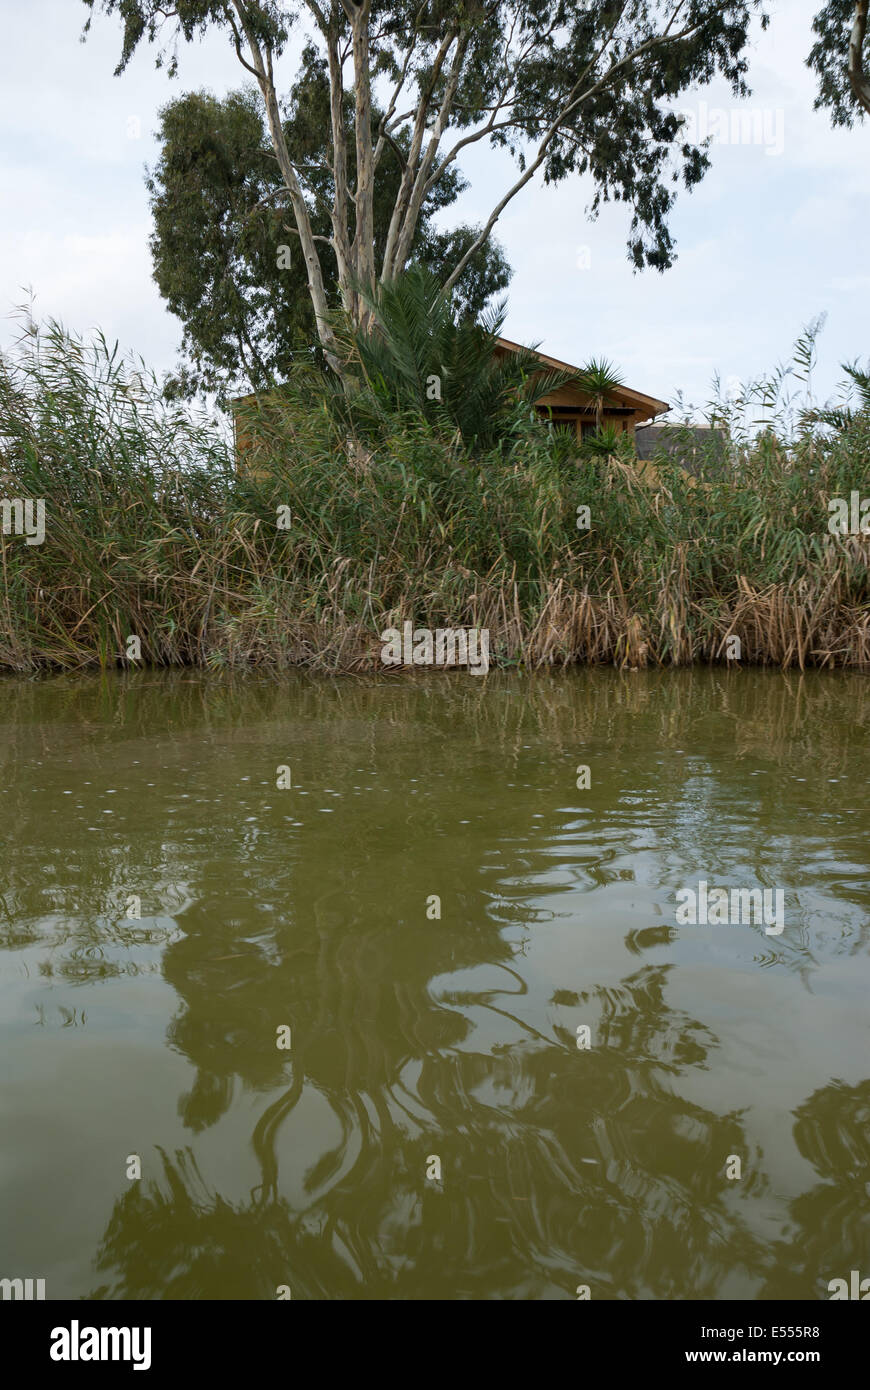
[232,337,669,469]
[493,337,669,441]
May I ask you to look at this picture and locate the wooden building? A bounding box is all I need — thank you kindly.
[232,337,669,468]
[494,337,669,441]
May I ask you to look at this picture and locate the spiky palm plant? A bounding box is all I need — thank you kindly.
[576,357,625,431]
[300,266,582,454]
[579,424,627,459]
[801,359,870,432]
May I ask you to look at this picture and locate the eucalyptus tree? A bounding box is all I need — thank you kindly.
[809,0,870,122]
[84,0,769,375]
[148,80,510,398]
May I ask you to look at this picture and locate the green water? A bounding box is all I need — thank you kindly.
[1,668,868,1301]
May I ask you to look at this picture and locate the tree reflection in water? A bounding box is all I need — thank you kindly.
[1,669,866,1299]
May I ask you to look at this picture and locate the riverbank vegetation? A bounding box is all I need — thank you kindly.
[1,314,868,675]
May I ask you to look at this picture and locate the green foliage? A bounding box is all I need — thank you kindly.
[809,1,870,125]
[2,317,868,675]
[802,360,870,432]
[579,424,634,461]
[148,77,511,401]
[274,266,581,455]
[85,0,770,285]
[575,359,626,431]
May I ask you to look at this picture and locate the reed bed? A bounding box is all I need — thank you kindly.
[1,321,868,674]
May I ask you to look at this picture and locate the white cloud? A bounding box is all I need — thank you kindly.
[827,275,870,293]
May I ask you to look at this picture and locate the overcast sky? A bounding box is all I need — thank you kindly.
[1,0,868,420]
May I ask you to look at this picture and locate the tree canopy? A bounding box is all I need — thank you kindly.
[84,0,772,374]
[148,69,510,399]
[808,0,870,124]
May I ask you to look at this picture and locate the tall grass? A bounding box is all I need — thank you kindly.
[1,319,868,673]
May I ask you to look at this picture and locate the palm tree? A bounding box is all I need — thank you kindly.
[297,266,582,454]
[578,357,625,431]
[801,359,870,432]
[579,423,623,459]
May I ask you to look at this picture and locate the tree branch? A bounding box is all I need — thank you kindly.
[228,0,341,370]
[347,0,377,320]
[441,7,712,297]
[391,29,470,274]
[373,17,423,171]
[325,2,353,309]
[381,22,460,281]
[849,0,870,114]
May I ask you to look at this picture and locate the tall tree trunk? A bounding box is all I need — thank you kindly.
[233,2,342,372]
[849,0,870,115]
[391,34,467,277]
[381,27,457,283]
[348,1,376,330]
[326,25,353,317]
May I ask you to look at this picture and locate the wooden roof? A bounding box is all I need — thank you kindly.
[230,337,670,427]
[494,337,669,425]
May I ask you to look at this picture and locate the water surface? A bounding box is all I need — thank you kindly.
[1,668,868,1300]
